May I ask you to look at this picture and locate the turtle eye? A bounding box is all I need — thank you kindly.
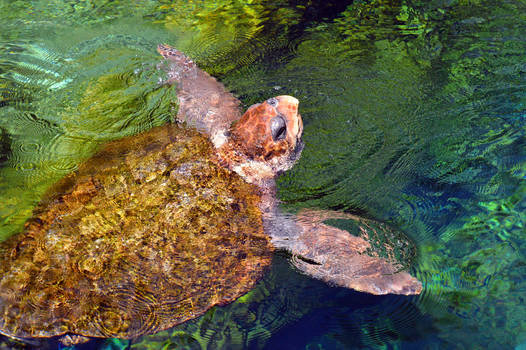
[266,97,278,107]
[270,115,287,141]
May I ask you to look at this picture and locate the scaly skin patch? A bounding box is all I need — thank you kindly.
[218,96,304,186]
[231,96,302,162]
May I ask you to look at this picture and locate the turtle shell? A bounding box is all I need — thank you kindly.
[0,123,273,340]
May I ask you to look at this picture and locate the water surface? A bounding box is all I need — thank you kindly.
[0,1,525,349]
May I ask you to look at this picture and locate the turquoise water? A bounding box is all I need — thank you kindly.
[0,0,525,349]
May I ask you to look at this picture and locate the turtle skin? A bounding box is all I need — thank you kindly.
[0,123,273,341]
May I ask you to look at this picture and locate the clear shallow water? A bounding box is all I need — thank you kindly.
[0,0,525,349]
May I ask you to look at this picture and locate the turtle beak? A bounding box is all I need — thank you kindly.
[275,96,303,161]
[277,95,299,105]
[274,95,302,144]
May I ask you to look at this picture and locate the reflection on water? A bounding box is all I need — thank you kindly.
[127,255,431,350]
[0,0,525,349]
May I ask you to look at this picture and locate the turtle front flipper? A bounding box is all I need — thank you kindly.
[157,44,198,85]
[273,209,422,295]
[157,44,242,140]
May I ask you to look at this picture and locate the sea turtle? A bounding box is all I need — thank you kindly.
[0,44,422,346]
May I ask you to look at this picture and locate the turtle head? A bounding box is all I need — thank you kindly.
[227,95,304,183]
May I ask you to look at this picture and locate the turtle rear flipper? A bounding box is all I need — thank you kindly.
[59,334,90,347]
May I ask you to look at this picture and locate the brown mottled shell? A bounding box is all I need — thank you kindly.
[0,124,273,340]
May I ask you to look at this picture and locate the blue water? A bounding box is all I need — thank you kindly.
[0,1,525,349]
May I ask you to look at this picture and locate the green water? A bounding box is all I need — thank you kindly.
[0,0,525,349]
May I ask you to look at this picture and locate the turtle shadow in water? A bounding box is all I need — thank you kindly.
[0,336,131,350]
[261,274,435,349]
[0,336,83,350]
